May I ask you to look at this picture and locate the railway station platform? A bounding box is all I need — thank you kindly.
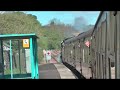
[39,63,76,79]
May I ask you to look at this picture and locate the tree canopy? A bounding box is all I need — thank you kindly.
[0,12,78,62]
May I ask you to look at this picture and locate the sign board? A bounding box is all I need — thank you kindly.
[23,39,29,48]
[46,50,51,61]
[85,40,90,47]
[47,51,51,56]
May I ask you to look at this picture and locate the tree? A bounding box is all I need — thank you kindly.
[0,12,79,62]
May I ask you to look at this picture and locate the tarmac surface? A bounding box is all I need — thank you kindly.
[39,63,61,79]
[39,63,76,79]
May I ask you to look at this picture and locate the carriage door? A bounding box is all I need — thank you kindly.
[114,11,120,79]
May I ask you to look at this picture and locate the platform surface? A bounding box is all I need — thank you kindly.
[39,63,76,79]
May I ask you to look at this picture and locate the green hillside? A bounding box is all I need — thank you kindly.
[0,12,78,62]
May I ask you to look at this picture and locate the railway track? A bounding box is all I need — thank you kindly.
[50,50,60,63]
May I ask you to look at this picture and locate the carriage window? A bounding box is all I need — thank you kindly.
[111,62,114,67]
[101,21,106,51]
[108,58,111,79]
[99,27,102,51]
[110,12,115,53]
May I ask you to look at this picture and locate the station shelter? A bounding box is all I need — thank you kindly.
[0,33,39,79]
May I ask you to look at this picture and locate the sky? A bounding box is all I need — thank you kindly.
[24,11,100,26]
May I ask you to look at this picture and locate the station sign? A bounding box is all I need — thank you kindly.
[23,39,29,48]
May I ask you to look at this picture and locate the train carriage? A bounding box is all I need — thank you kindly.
[91,11,120,79]
[61,11,120,79]
[61,29,93,79]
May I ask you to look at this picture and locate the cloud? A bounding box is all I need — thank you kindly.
[70,11,100,17]
[73,16,88,30]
